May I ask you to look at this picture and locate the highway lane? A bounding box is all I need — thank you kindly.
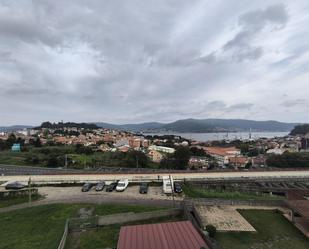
[1,169,309,184]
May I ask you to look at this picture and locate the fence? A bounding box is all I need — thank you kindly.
[184,197,287,207]
[57,220,69,249]
[0,188,38,199]
[58,208,182,247]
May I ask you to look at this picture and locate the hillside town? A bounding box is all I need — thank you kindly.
[1,122,309,170]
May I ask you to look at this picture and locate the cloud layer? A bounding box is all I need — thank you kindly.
[1,0,309,125]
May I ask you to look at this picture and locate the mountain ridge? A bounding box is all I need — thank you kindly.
[96,118,299,133]
[1,119,300,133]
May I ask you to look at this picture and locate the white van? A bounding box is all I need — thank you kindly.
[162,175,173,194]
[116,179,129,192]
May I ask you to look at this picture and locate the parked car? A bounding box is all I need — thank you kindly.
[106,182,118,192]
[95,181,105,191]
[139,182,148,194]
[81,183,94,192]
[5,181,26,190]
[174,182,182,193]
[116,179,129,192]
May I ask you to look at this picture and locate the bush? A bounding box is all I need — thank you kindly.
[205,224,217,238]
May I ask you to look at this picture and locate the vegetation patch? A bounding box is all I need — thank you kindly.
[0,203,165,249]
[215,209,309,249]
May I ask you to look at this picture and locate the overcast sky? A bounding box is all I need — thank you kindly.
[1,0,309,125]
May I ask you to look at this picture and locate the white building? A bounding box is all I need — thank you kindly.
[148,145,175,154]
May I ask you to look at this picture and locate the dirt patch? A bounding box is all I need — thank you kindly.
[195,205,256,232]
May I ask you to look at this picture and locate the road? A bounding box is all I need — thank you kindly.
[1,169,309,184]
[0,186,181,213]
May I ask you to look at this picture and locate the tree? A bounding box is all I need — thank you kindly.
[6,133,17,147]
[34,137,42,147]
[290,124,309,136]
[159,157,176,169]
[173,146,191,170]
[75,144,93,155]
[266,152,309,168]
[125,150,149,168]
[25,154,40,165]
[190,147,207,157]
[46,154,60,167]
[245,161,252,169]
[205,225,217,238]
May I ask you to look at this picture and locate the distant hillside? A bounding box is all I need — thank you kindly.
[95,122,164,131]
[37,122,98,129]
[161,119,297,133]
[0,125,33,132]
[95,119,297,133]
[290,124,309,135]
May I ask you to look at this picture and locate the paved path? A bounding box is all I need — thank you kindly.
[0,186,181,213]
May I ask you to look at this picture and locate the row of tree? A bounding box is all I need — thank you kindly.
[266,152,309,168]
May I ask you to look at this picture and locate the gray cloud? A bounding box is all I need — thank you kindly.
[222,3,288,62]
[0,0,308,125]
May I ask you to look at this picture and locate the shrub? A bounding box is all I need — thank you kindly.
[205,224,217,238]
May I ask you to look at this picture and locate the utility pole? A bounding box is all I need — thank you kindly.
[28,177,32,203]
[169,174,175,207]
[136,155,139,169]
[65,154,68,171]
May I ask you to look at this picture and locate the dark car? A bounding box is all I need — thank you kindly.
[174,182,182,193]
[81,183,94,192]
[5,181,27,190]
[139,182,148,194]
[106,182,118,192]
[95,181,105,191]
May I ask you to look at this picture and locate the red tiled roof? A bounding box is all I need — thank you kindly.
[117,220,209,249]
[203,147,239,157]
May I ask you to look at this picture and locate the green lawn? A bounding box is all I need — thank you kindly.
[0,203,165,249]
[65,215,184,249]
[215,210,309,249]
[183,184,283,200]
[0,194,42,208]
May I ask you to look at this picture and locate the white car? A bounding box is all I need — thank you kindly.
[116,179,129,192]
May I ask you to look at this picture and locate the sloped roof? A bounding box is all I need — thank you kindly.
[117,220,209,249]
[203,146,240,157]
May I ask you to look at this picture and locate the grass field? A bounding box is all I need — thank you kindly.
[215,210,309,249]
[0,203,164,249]
[65,215,184,249]
[183,184,283,200]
